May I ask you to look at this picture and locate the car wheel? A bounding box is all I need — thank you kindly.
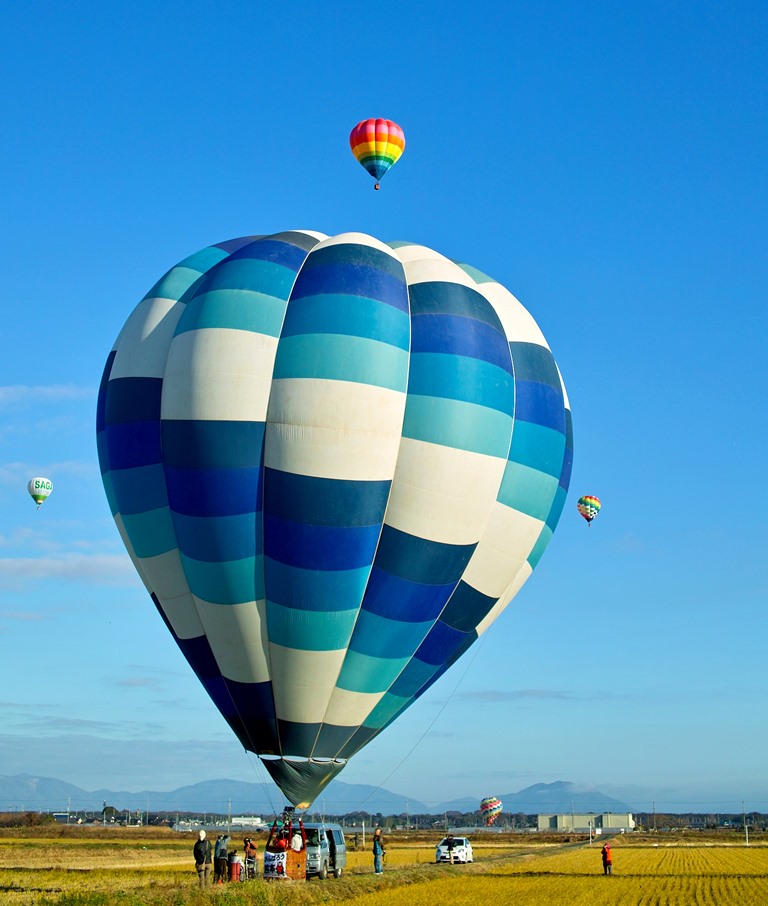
[319,862,328,880]
[334,867,343,878]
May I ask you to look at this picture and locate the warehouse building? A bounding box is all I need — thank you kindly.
[537,812,636,832]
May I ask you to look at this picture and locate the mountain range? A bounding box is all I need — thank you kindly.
[0,775,632,816]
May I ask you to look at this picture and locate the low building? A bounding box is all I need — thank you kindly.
[537,812,636,832]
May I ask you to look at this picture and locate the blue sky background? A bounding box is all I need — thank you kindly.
[1,1,766,813]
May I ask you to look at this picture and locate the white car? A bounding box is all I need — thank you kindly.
[435,836,473,863]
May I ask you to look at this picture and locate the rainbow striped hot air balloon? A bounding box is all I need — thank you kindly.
[349,118,405,190]
[577,495,601,525]
[480,796,503,826]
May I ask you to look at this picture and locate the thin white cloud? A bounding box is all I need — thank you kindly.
[0,554,139,587]
[0,385,95,407]
[0,610,46,622]
[0,459,96,486]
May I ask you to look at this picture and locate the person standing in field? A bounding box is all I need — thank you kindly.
[244,837,258,879]
[194,829,212,887]
[601,841,613,875]
[214,833,230,883]
[372,827,384,874]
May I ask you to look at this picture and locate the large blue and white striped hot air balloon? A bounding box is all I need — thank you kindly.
[97,231,573,808]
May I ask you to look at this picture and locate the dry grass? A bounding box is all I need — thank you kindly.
[1,829,766,906]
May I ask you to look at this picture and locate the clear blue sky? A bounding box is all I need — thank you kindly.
[1,0,766,814]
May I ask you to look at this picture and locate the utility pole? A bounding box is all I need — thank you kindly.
[652,801,656,832]
[228,799,232,834]
[743,801,749,846]
[571,800,575,832]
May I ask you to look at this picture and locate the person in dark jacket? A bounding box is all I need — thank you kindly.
[214,834,231,883]
[194,829,212,887]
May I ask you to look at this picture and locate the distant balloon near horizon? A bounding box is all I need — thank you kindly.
[349,118,405,189]
[97,230,573,809]
[577,495,601,525]
[480,796,503,825]
[27,477,53,509]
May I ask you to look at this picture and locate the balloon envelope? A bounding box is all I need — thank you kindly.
[480,796,503,825]
[349,118,405,183]
[28,476,53,509]
[97,231,573,807]
[577,495,601,524]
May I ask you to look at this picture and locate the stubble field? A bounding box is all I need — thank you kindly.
[1,828,766,906]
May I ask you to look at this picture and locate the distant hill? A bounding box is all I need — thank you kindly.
[436,781,631,814]
[0,774,629,816]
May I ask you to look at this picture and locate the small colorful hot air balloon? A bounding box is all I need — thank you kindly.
[28,476,53,509]
[349,118,405,189]
[577,495,601,525]
[480,796,503,826]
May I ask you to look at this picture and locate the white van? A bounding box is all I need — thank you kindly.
[302,822,347,879]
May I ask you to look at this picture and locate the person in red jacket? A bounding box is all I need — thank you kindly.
[601,842,613,875]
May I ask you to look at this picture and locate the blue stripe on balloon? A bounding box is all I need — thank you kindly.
[272,334,409,391]
[509,341,562,389]
[514,380,566,432]
[374,525,475,586]
[227,238,311,271]
[439,581,497,633]
[100,469,118,516]
[264,470,390,528]
[347,609,433,660]
[508,421,566,478]
[298,241,405,282]
[96,351,116,433]
[162,421,266,470]
[276,720,322,755]
[406,353,515,414]
[201,257,298,296]
[172,511,261,562]
[359,567,454,622]
[546,484,568,532]
[560,409,574,490]
[401,395,513,458]
[280,293,410,350]
[263,514,380,571]
[313,723,358,758]
[165,467,261,517]
[415,620,467,666]
[411,313,513,373]
[292,263,408,312]
[174,288,288,337]
[121,507,177,558]
[104,377,162,424]
[408,280,507,333]
[180,554,262,604]
[266,602,357,650]
[104,421,162,470]
[336,648,410,693]
[265,560,369,612]
[110,464,168,516]
[224,678,279,752]
[498,462,559,521]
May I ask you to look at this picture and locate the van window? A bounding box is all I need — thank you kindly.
[332,830,344,845]
[305,829,321,845]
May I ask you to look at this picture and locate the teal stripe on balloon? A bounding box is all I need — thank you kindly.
[174,289,288,337]
[143,248,230,301]
[345,609,433,660]
[360,690,409,729]
[407,353,514,414]
[265,560,371,612]
[508,421,566,478]
[180,554,263,605]
[273,334,409,391]
[527,523,553,570]
[200,257,297,297]
[266,603,357,651]
[335,649,409,693]
[498,462,559,521]
[121,507,177,559]
[402,396,513,458]
[280,293,410,349]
